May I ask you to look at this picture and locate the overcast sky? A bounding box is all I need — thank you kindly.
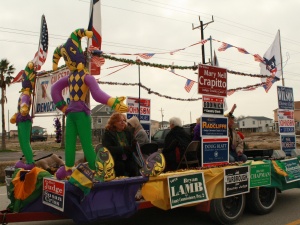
[1,0,300,134]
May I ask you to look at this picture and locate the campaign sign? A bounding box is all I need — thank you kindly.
[127,97,151,123]
[280,134,296,156]
[250,163,271,188]
[202,137,229,167]
[202,95,224,115]
[277,109,295,134]
[35,68,70,115]
[281,158,300,183]
[201,116,228,136]
[167,172,208,209]
[277,86,294,110]
[43,178,65,212]
[224,166,250,197]
[198,65,227,97]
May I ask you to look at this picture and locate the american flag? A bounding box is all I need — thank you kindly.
[218,42,233,51]
[237,47,249,54]
[227,90,235,96]
[263,74,279,93]
[11,70,24,84]
[184,79,195,93]
[254,54,264,63]
[88,0,102,75]
[88,45,105,67]
[33,15,48,71]
[137,53,155,59]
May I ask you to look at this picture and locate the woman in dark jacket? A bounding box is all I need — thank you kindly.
[163,117,191,171]
[102,112,138,177]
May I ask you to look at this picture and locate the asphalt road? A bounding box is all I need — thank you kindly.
[1,187,300,225]
[0,150,84,162]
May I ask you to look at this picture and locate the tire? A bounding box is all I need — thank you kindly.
[210,194,245,225]
[246,187,277,215]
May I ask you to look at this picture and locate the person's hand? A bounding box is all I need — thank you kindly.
[107,97,128,113]
[237,150,243,156]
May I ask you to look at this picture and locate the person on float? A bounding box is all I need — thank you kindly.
[225,104,247,162]
[192,117,201,141]
[102,112,139,177]
[10,61,37,170]
[51,28,128,179]
[162,117,191,171]
[127,116,149,147]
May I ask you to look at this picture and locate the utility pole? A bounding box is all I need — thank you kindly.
[192,16,214,64]
[160,108,164,129]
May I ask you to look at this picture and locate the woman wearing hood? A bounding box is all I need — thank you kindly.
[127,116,149,147]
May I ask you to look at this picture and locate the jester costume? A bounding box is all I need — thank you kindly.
[51,28,128,180]
[10,62,36,170]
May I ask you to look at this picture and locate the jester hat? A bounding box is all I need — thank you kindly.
[52,29,93,71]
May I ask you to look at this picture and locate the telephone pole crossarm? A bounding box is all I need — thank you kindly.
[192,15,214,64]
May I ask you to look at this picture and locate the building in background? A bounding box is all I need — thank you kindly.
[237,116,273,133]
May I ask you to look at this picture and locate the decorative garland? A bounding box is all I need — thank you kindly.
[98,81,202,101]
[101,54,198,70]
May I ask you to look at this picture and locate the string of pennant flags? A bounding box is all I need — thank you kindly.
[33,37,278,98]
[98,36,280,95]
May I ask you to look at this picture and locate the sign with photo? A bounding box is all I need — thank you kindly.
[35,67,70,115]
[202,95,225,115]
[280,134,296,156]
[281,158,300,183]
[277,86,294,110]
[201,137,229,167]
[250,163,271,188]
[224,166,250,197]
[167,172,208,209]
[198,65,227,97]
[43,178,65,212]
[201,116,228,136]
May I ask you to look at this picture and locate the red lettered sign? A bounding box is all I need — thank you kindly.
[43,178,65,212]
[198,65,227,97]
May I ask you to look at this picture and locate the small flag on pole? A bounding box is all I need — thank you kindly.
[184,79,195,93]
[32,15,48,71]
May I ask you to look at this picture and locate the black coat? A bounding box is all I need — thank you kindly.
[163,126,191,170]
[102,129,138,177]
[102,129,134,161]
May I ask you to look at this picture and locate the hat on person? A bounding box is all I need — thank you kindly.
[127,116,139,128]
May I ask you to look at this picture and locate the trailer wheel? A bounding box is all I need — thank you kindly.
[209,194,245,225]
[246,187,277,215]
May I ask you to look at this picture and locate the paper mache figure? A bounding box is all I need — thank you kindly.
[51,28,128,180]
[11,62,37,170]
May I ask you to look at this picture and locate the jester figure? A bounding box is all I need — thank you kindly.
[10,62,36,170]
[51,28,128,180]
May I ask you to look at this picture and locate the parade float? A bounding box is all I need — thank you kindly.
[2,2,300,225]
